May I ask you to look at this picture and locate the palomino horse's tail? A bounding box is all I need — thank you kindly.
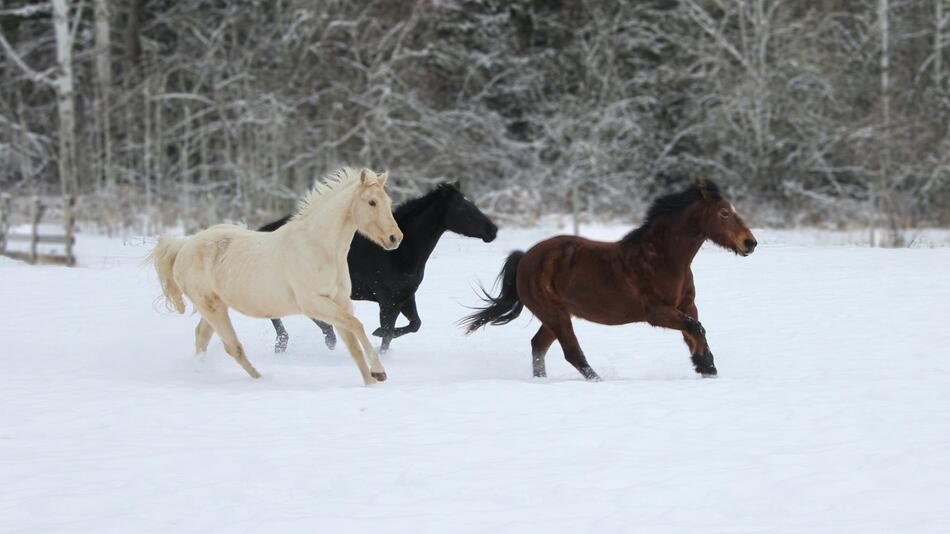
[148,235,187,314]
[461,251,525,333]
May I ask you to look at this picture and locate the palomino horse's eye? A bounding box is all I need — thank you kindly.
[369,200,377,207]
[719,208,731,218]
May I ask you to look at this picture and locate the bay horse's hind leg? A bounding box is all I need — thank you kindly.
[530,324,556,378]
[549,313,600,381]
[195,318,214,354]
[271,318,289,353]
[310,318,337,350]
[198,299,261,379]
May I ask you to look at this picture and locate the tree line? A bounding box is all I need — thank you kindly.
[1,0,948,243]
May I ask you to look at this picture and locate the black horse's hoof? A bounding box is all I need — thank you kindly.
[371,371,387,382]
[371,327,384,337]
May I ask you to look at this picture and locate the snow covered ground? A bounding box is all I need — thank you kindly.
[2,223,949,533]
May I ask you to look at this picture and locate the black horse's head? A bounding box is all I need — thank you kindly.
[438,182,497,242]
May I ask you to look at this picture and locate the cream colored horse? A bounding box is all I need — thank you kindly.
[149,167,403,385]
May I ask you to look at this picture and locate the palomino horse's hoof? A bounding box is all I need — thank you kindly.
[371,371,387,382]
[325,335,336,350]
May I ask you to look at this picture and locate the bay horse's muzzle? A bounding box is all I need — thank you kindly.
[741,238,757,256]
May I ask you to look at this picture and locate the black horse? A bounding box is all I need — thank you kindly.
[259,182,498,352]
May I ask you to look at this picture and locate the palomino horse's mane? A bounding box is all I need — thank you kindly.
[291,167,367,223]
[624,178,724,240]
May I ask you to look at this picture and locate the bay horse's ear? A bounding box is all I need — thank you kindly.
[697,176,713,200]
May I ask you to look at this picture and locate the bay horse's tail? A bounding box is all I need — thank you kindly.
[461,251,525,333]
[147,235,187,314]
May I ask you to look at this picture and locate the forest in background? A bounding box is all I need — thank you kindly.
[1,0,948,244]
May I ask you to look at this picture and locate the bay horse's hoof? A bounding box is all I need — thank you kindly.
[581,368,601,381]
[371,371,387,382]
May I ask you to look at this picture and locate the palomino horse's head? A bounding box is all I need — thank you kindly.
[694,177,757,256]
[439,182,498,243]
[352,168,403,251]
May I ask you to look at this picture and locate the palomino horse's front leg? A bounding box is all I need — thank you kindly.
[646,306,717,377]
[300,296,387,384]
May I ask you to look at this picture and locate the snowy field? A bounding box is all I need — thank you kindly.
[2,223,949,533]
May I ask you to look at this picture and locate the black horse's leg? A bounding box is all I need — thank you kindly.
[391,296,421,338]
[310,318,336,350]
[373,302,400,353]
[647,307,717,377]
[272,318,289,353]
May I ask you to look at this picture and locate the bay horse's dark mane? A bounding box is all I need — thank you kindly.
[623,178,723,241]
[393,183,453,221]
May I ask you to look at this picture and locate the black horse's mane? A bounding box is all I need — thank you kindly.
[394,183,456,221]
[623,179,723,240]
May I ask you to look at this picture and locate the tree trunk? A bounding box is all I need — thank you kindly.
[51,0,78,259]
[94,0,113,191]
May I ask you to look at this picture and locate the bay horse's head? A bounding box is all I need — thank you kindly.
[352,168,403,250]
[439,181,498,243]
[693,177,757,256]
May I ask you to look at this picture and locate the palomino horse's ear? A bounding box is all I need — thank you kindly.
[359,168,377,186]
[378,170,389,187]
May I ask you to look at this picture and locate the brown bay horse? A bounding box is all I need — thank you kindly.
[461,177,757,380]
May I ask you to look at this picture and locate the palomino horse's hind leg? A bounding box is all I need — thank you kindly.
[271,319,289,353]
[549,314,600,381]
[311,319,336,350]
[195,318,214,354]
[530,325,556,378]
[198,301,261,379]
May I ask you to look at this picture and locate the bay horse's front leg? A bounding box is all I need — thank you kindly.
[646,306,717,377]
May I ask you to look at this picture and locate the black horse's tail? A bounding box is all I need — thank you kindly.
[461,251,525,333]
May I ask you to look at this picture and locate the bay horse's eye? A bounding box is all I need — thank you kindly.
[369,200,377,207]
[719,208,731,218]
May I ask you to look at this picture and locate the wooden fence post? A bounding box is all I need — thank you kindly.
[0,193,10,255]
[64,195,75,266]
[30,196,44,264]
